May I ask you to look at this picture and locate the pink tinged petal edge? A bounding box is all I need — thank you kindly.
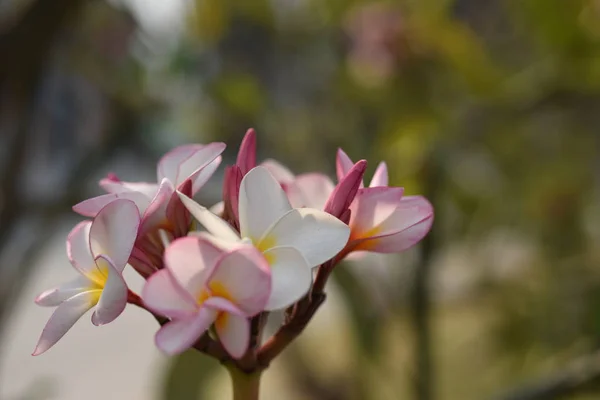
[261,159,296,184]
[207,246,271,315]
[358,196,434,253]
[139,178,175,234]
[99,178,160,199]
[262,208,350,267]
[238,166,292,241]
[142,269,198,319]
[32,291,97,356]
[164,236,224,298]
[157,145,203,184]
[155,307,217,355]
[286,173,335,209]
[262,246,312,311]
[236,128,257,176]
[66,221,97,277]
[167,179,192,238]
[348,187,405,237]
[222,165,242,224]
[370,161,389,187]
[177,191,240,241]
[215,313,250,359]
[35,275,92,307]
[176,143,225,189]
[72,192,151,218]
[90,256,128,326]
[89,199,140,271]
[324,160,367,218]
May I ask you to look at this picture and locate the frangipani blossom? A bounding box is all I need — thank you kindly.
[178,166,351,310]
[73,143,226,275]
[142,237,270,357]
[33,199,140,355]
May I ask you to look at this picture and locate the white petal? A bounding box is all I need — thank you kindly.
[209,201,225,216]
[207,246,270,315]
[142,269,197,319]
[155,308,217,355]
[66,221,98,277]
[164,237,223,297]
[35,275,92,307]
[369,162,388,187]
[262,208,350,267]
[177,191,240,241]
[287,173,335,209]
[73,192,152,217]
[215,313,250,359]
[89,199,140,271]
[32,291,97,355]
[239,166,292,241]
[263,246,312,311]
[91,256,128,326]
[261,159,295,184]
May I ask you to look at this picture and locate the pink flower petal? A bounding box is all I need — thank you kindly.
[262,208,350,267]
[286,173,335,209]
[139,178,174,234]
[358,195,433,253]
[66,221,97,276]
[142,269,197,318]
[369,161,388,187]
[89,199,140,271]
[236,128,257,176]
[207,246,270,315]
[32,291,97,356]
[91,256,128,326]
[73,192,151,217]
[262,246,312,311]
[164,237,223,298]
[99,178,159,199]
[154,307,217,355]
[239,166,292,241]
[176,143,225,190]
[324,160,367,218]
[157,145,203,184]
[261,159,295,184]
[348,187,404,237]
[35,275,91,307]
[215,313,250,359]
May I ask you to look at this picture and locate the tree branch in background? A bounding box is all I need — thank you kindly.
[493,350,600,400]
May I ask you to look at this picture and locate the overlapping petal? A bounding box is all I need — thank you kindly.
[348,187,404,237]
[286,173,335,209]
[239,167,292,241]
[214,313,250,359]
[142,269,197,318]
[32,291,97,355]
[35,275,94,307]
[66,221,96,276]
[177,192,239,241]
[207,246,270,314]
[154,307,217,355]
[261,208,350,266]
[164,237,222,297]
[89,199,140,270]
[73,192,151,218]
[262,246,312,311]
[90,256,128,326]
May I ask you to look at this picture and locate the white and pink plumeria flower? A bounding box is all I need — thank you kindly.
[73,143,226,276]
[33,199,140,355]
[142,237,271,357]
[178,166,351,310]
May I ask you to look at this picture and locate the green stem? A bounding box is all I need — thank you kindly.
[226,363,262,400]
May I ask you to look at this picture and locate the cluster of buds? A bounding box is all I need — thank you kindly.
[33,129,433,370]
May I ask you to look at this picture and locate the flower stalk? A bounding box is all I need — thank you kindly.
[226,363,263,400]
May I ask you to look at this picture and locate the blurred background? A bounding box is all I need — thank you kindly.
[1,0,600,399]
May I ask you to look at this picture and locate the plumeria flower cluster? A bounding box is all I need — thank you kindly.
[33,129,433,369]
